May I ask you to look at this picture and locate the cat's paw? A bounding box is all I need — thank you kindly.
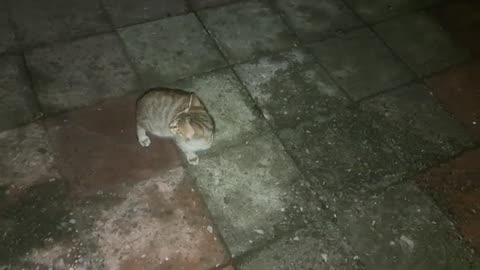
[138,136,151,147]
[187,155,199,165]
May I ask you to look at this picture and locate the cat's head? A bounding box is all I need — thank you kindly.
[169,113,196,141]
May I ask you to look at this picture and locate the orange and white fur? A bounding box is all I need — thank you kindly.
[136,88,215,165]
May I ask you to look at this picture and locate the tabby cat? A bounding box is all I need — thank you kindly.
[136,88,215,165]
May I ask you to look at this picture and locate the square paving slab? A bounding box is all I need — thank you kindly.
[171,68,267,152]
[344,0,439,23]
[0,123,58,190]
[374,11,469,77]
[234,48,349,129]
[45,95,181,195]
[77,168,228,270]
[309,28,414,100]
[102,0,189,27]
[277,82,474,209]
[198,0,296,63]
[336,182,476,270]
[426,61,480,139]
[0,55,40,132]
[275,0,362,41]
[238,225,363,270]
[277,109,408,201]
[359,82,475,171]
[189,134,309,257]
[417,149,480,253]
[26,33,139,114]
[9,0,111,47]
[119,13,226,87]
[0,179,73,265]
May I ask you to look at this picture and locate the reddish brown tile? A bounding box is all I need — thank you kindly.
[430,0,480,58]
[0,122,59,191]
[84,168,228,270]
[417,149,480,252]
[45,95,182,196]
[426,61,480,139]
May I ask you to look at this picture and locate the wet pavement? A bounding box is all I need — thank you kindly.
[0,0,479,269]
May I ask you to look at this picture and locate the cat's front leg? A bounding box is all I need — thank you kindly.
[185,151,199,165]
[137,126,151,147]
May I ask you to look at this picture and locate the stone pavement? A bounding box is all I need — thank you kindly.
[0,0,479,269]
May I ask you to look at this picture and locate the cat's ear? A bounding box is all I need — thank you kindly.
[186,94,194,112]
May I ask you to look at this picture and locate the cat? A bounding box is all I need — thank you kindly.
[136,88,215,165]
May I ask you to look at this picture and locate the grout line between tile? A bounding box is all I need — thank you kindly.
[192,7,278,135]
[97,0,143,85]
[19,29,117,54]
[19,53,44,119]
[229,225,308,265]
[355,0,449,26]
[187,0,244,12]
[184,168,234,267]
[339,0,447,85]
[5,0,46,122]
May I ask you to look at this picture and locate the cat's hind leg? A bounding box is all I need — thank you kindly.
[177,141,199,165]
[137,125,151,147]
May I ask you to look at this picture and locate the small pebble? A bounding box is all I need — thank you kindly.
[254,229,265,235]
[207,225,213,234]
[69,219,76,224]
[321,253,328,262]
[293,236,299,241]
[400,235,414,249]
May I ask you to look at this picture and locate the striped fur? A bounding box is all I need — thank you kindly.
[136,87,215,165]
